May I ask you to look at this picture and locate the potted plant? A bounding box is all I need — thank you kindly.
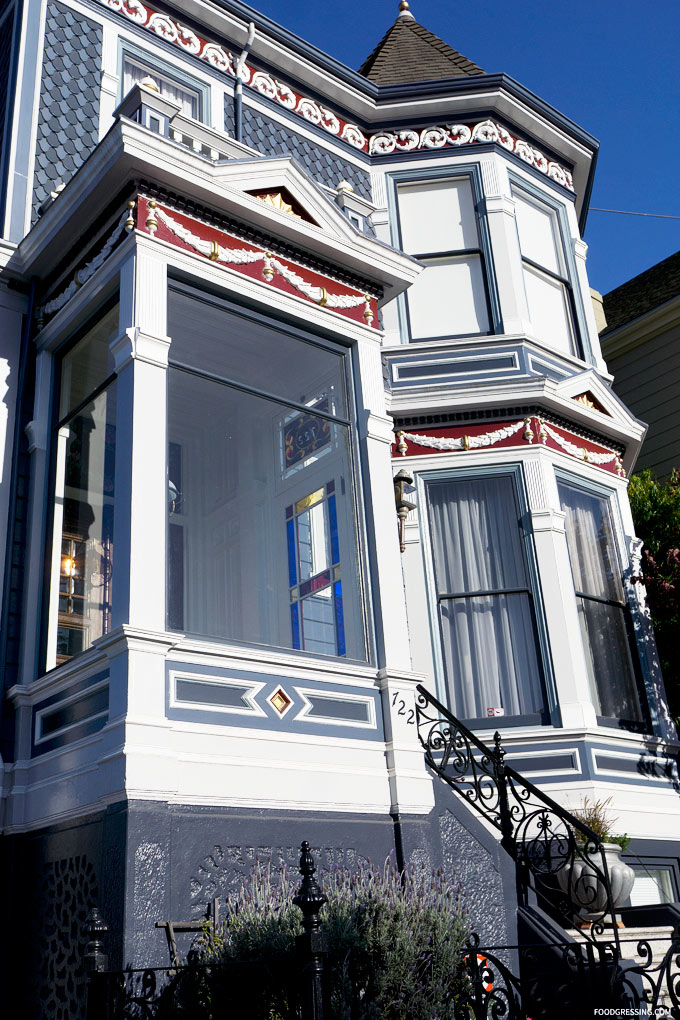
[557,797,635,928]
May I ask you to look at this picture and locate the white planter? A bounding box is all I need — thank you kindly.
[557,842,635,923]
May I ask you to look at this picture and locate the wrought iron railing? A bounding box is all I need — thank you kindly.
[415,684,623,954]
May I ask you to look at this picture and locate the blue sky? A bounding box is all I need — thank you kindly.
[250,0,679,296]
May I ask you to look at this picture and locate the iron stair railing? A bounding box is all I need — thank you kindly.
[415,684,622,957]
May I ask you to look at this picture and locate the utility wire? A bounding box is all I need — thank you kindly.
[590,207,680,220]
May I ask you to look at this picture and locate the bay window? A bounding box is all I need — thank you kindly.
[395,173,493,341]
[557,479,645,727]
[511,184,577,355]
[425,472,547,725]
[166,286,365,660]
[46,305,119,669]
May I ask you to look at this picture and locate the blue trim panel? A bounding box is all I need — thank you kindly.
[31,669,109,757]
[328,495,339,565]
[286,518,297,587]
[387,340,584,390]
[494,737,680,789]
[334,580,345,657]
[166,660,382,740]
[291,603,301,649]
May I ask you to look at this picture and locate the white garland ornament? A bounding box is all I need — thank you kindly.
[539,419,625,474]
[40,208,131,318]
[397,420,526,454]
[154,207,372,318]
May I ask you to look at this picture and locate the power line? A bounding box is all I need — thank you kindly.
[590,207,680,220]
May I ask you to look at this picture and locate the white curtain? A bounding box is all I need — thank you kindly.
[428,476,545,721]
[559,482,643,723]
[123,60,199,119]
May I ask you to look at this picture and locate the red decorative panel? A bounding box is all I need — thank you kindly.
[137,195,378,327]
[392,416,625,476]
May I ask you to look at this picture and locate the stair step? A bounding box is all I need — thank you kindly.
[567,924,674,972]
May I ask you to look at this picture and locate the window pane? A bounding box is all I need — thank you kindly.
[167,367,363,659]
[577,598,643,722]
[398,179,480,254]
[168,289,347,417]
[513,191,562,274]
[558,480,643,724]
[123,58,199,119]
[630,870,674,906]
[48,384,116,668]
[523,265,574,353]
[427,475,545,722]
[428,475,528,594]
[59,305,118,420]
[558,483,624,601]
[439,594,544,720]
[407,255,490,339]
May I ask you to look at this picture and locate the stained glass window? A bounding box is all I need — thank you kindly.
[286,481,345,656]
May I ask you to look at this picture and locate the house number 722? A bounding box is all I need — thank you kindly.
[392,691,415,725]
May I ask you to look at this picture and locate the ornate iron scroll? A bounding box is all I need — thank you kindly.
[415,686,510,841]
[616,928,680,1017]
[415,685,620,954]
[87,964,214,1019]
[453,934,523,1020]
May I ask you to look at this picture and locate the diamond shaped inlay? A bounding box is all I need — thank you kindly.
[268,686,293,717]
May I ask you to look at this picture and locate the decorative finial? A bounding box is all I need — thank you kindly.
[141,75,160,93]
[398,0,415,18]
[336,179,354,193]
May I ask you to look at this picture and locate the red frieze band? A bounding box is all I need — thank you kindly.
[393,416,625,476]
[137,196,378,326]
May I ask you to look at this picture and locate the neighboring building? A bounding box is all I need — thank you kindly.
[0,0,677,1014]
[599,251,680,478]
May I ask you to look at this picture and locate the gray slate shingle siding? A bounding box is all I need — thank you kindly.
[32,0,101,220]
[230,99,372,200]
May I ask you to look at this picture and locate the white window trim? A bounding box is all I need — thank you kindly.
[554,468,649,730]
[509,171,592,363]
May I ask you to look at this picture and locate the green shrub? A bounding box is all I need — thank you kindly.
[195,856,469,1020]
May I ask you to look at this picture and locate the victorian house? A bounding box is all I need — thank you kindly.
[0,0,677,1014]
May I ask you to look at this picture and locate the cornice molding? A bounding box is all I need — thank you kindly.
[92,0,593,208]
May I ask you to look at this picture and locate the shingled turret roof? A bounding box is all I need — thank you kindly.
[358,2,484,85]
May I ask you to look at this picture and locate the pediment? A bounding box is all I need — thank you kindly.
[554,370,644,432]
[211,156,365,244]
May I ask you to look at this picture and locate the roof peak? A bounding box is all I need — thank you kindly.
[397,1,415,20]
[358,9,485,85]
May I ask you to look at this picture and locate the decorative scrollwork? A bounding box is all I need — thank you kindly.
[416,688,504,833]
[96,964,214,1019]
[454,933,524,1020]
[615,927,680,1017]
[415,685,621,954]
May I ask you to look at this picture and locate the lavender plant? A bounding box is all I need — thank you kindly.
[196,856,468,1020]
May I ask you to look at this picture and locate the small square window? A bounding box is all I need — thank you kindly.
[123,56,201,120]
